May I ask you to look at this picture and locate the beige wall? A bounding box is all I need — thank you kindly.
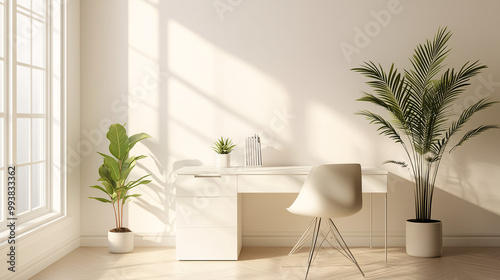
[80,0,500,247]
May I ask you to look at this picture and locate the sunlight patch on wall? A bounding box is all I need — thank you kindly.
[128,0,160,138]
[305,100,369,163]
[167,19,290,165]
[127,0,168,234]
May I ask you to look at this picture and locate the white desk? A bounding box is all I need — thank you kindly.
[175,166,388,261]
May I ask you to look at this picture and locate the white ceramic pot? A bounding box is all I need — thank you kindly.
[108,230,134,253]
[216,154,230,168]
[406,219,442,257]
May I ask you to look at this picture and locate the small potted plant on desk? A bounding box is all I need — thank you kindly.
[352,28,497,257]
[212,137,236,168]
[88,123,151,253]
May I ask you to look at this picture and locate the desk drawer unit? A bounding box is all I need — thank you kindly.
[238,174,306,193]
[238,174,388,193]
[176,174,237,197]
[176,227,239,260]
[176,174,241,260]
[176,197,238,228]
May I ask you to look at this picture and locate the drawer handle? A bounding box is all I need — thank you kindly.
[194,174,222,178]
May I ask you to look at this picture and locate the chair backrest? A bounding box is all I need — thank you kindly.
[287,164,362,218]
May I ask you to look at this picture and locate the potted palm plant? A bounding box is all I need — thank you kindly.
[212,137,236,167]
[88,123,151,253]
[352,28,497,257]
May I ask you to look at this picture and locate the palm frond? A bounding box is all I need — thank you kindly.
[450,125,499,152]
[352,62,408,129]
[447,98,497,139]
[357,111,404,144]
[384,160,408,168]
[405,27,452,95]
[430,98,496,156]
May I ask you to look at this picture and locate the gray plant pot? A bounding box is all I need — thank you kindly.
[406,219,442,257]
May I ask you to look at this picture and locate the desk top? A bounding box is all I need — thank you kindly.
[176,165,388,193]
[175,165,388,176]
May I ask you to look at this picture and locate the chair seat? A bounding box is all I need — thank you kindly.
[286,164,362,218]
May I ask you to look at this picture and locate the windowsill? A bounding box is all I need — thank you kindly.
[0,212,66,246]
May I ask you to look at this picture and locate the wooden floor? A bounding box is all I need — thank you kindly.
[31,246,500,280]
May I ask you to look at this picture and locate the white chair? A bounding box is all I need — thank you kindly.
[287,164,364,279]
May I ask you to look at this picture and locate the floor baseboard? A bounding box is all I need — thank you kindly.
[80,234,176,247]
[80,233,500,248]
[13,235,80,280]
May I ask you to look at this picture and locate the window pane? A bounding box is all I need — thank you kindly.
[18,165,30,214]
[0,170,4,222]
[17,118,31,164]
[32,162,45,209]
[32,118,45,161]
[33,0,45,16]
[0,120,3,167]
[16,13,31,64]
[52,159,61,212]
[52,1,60,77]
[52,76,60,118]
[0,5,4,57]
[0,61,3,113]
[17,0,31,10]
[52,118,60,169]
[32,69,45,113]
[32,20,45,68]
[17,65,31,113]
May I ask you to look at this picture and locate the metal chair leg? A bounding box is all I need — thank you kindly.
[304,217,322,280]
[290,219,336,257]
[289,218,316,256]
[290,218,364,279]
[327,218,365,277]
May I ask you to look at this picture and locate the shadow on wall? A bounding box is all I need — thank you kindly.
[387,172,500,239]
[132,158,203,246]
[173,159,203,171]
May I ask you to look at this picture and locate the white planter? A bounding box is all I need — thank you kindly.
[216,154,230,168]
[406,219,442,257]
[108,230,134,253]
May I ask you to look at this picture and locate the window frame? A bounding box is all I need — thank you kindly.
[14,0,52,221]
[0,1,10,229]
[0,0,66,240]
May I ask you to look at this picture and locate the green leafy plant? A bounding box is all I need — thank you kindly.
[89,123,152,232]
[352,28,498,222]
[212,137,236,154]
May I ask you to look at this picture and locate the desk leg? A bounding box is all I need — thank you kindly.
[369,193,373,248]
[385,193,387,263]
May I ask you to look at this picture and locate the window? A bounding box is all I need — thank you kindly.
[0,0,5,230]
[0,0,65,235]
